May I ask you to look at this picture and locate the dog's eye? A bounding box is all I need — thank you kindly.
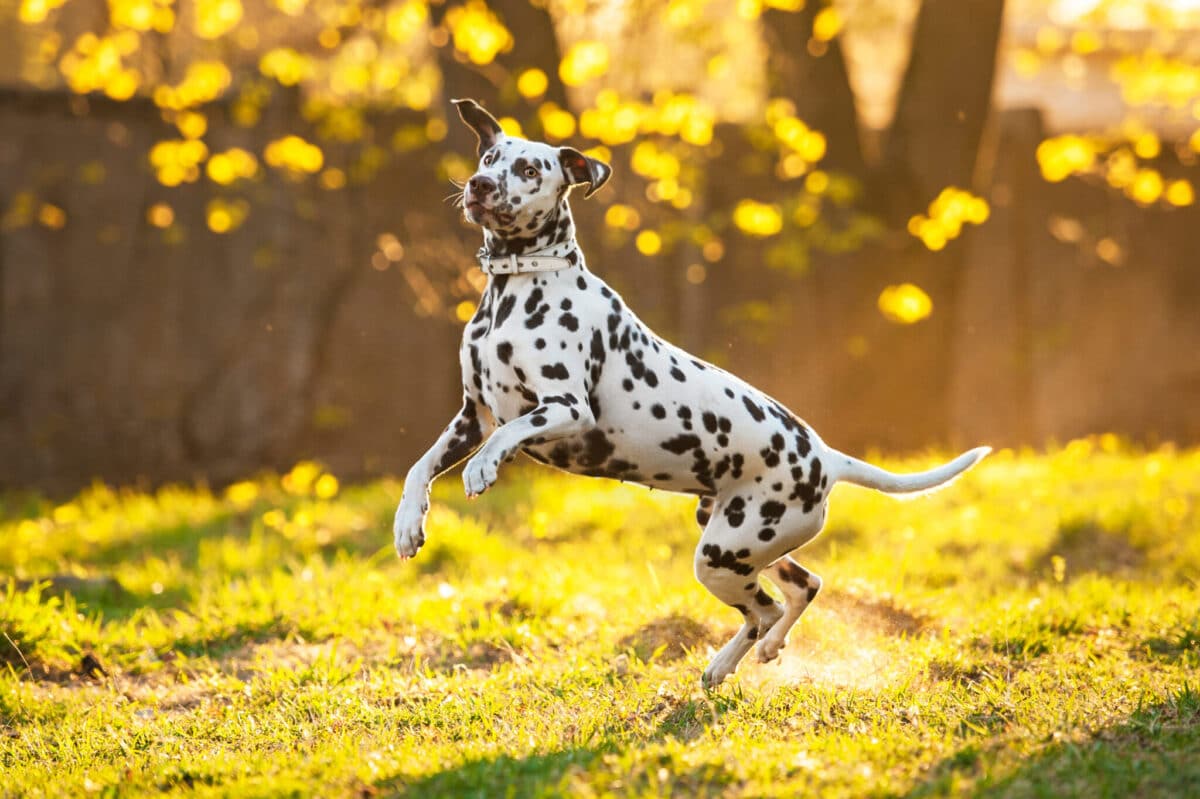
[524,166,539,179]
[483,153,495,166]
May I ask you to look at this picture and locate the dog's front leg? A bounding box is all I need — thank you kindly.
[394,397,491,558]
[463,392,594,497]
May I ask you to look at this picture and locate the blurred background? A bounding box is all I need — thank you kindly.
[1,0,1199,491]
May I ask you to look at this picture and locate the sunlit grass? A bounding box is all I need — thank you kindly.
[2,438,1198,796]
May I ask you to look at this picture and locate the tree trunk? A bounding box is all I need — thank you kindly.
[760,5,864,175]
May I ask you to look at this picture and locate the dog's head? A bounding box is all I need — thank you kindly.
[452,99,611,237]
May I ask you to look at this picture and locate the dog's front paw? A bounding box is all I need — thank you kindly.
[462,454,498,497]
[393,501,427,560]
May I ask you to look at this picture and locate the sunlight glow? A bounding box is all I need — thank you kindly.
[878,283,933,324]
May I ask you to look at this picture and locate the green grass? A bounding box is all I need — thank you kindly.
[2,437,1199,797]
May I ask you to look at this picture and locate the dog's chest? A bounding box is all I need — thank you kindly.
[464,272,596,422]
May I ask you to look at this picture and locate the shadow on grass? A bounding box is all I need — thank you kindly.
[372,740,741,799]
[373,748,604,798]
[1032,519,1145,581]
[905,687,1200,797]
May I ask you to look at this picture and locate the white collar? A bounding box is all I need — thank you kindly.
[476,248,574,275]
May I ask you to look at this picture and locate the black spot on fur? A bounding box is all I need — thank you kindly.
[578,429,614,467]
[541,363,570,380]
[724,497,746,528]
[495,295,516,328]
[661,434,701,454]
[701,544,754,576]
[760,500,786,525]
[742,396,765,422]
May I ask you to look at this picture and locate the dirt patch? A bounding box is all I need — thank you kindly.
[618,615,715,663]
[742,588,932,690]
[819,589,931,637]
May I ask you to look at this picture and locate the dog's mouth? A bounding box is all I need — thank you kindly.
[464,200,515,228]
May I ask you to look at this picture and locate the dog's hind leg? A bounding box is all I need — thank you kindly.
[693,518,784,689]
[757,556,822,663]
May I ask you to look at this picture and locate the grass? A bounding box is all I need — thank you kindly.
[2,436,1199,797]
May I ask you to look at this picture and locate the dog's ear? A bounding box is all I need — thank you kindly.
[559,147,612,199]
[452,98,505,158]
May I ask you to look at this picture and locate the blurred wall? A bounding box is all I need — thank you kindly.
[2,91,1199,491]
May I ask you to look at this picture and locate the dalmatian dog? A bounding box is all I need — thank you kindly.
[393,98,990,688]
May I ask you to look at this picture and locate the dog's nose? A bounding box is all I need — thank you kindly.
[468,175,496,196]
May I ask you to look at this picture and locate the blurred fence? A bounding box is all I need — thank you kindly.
[2,89,1199,490]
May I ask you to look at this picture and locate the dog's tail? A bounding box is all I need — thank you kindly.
[830,446,990,496]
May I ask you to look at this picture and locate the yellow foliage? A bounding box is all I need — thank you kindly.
[812,7,842,41]
[630,142,679,180]
[146,202,174,228]
[59,32,142,100]
[1036,134,1096,182]
[153,61,231,110]
[497,116,523,137]
[264,135,324,174]
[194,0,242,40]
[149,138,208,186]
[313,474,339,500]
[1132,131,1160,159]
[538,103,576,140]
[666,0,699,28]
[320,168,347,190]
[560,41,610,87]
[804,170,829,194]
[318,28,341,49]
[205,198,249,233]
[604,204,641,230]
[260,48,314,86]
[1070,30,1101,55]
[386,0,427,43]
[1113,51,1200,109]
[224,480,259,508]
[38,203,66,229]
[579,91,713,148]
[517,69,549,99]
[282,461,322,495]
[1036,26,1065,54]
[733,199,783,237]
[736,0,762,20]
[635,230,662,255]
[446,0,512,65]
[455,301,476,323]
[907,187,989,251]
[175,110,207,139]
[272,0,307,16]
[878,283,933,324]
[1165,179,1195,207]
[108,0,174,33]
[206,148,258,185]
[1129,168,1163,205]
[19,0,68,24]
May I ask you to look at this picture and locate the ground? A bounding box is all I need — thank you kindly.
[2,437,1199,797]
